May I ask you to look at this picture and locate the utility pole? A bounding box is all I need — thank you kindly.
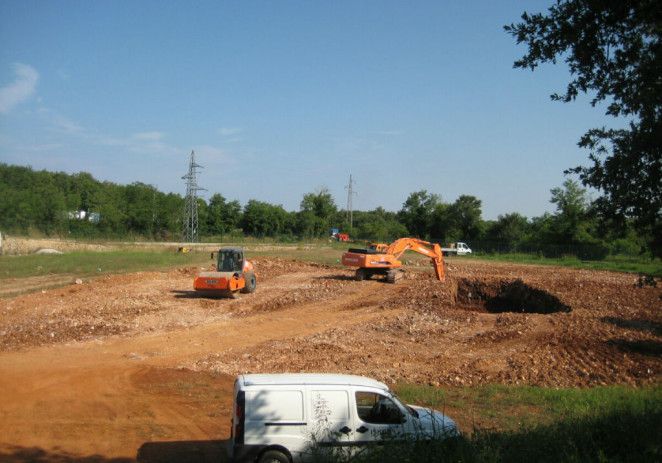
[181,150,206,242]
[345,174,356,229]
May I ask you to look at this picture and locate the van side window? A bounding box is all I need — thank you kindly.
[355,392,403,425]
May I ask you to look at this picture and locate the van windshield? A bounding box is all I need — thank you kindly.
[391,393,419,418]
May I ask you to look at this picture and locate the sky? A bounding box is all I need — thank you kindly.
[0,1,619,220]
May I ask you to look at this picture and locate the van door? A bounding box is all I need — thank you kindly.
[351,390,410,446]
[308,388,353,444]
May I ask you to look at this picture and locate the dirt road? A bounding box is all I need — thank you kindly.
[0,257,660,461]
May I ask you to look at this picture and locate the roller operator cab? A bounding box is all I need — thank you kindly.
[228,373,460,463]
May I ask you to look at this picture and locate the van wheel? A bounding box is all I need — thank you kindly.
[259,450,289,463]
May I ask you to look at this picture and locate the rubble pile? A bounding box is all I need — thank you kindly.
[1,258,660,388]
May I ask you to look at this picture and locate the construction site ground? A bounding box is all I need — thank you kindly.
[0,252,660,462]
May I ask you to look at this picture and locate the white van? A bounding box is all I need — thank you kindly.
[227,373,459,463]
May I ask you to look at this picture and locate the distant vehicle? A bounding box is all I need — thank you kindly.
[227,373,459,463]
[329,229,349,242]
[441,242,472,256]
[193,247,257,298]
[342,237,444,283]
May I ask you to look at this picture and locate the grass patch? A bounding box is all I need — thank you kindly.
[0,250,207,280]
[396,384,554,433]
[473,252,661,277]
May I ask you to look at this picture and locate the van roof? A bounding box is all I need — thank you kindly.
[238,373,389,391]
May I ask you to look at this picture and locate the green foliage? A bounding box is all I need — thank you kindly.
[398,190,443,238]
[0,164,655,259]
[485,213,530,247]
[0,164,185,239]
[206,193,241,235]
[349,207,408,243]
[448,195,483,240]
[397,192,483,242]
[241,200,294,237]
[480,180,614,261]
[0,164,66,234]
[298,188,338,238]
[505,1,662,258]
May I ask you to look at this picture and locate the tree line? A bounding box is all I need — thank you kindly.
[0,163,654,260]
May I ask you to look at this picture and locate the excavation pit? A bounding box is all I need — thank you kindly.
[455,278,571,314]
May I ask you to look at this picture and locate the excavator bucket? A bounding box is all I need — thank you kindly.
[432,243,445,281]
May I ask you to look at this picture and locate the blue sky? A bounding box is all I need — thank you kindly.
[0,1,617,220]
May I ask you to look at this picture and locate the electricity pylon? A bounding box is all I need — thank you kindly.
[181,150,206,242]
[345,174,356,228]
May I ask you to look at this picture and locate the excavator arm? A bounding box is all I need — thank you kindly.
[384,238,444,281]
[342,237,444,282]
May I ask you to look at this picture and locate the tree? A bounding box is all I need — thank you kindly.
[549,179,595,244]
[68,172,99,212]
[158,192,185,237]
[352,207,408,242]
[520,180,610,259]
[487,213,530,246]
[429,202,453,240]
[93,182,126,236]
[505,0,662,257]
[124,182,158,236]
[207,193,241,236]
[398,190,443,238]
[448,195,483,240]
[297,188,337,238]
[241,200,292,237]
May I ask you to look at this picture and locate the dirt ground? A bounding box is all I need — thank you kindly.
[0,253,660,462]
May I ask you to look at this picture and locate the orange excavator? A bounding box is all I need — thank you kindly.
[194,247,257,298]
[342,238,444,283]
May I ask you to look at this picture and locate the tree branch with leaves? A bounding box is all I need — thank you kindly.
[505,0,662,257]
